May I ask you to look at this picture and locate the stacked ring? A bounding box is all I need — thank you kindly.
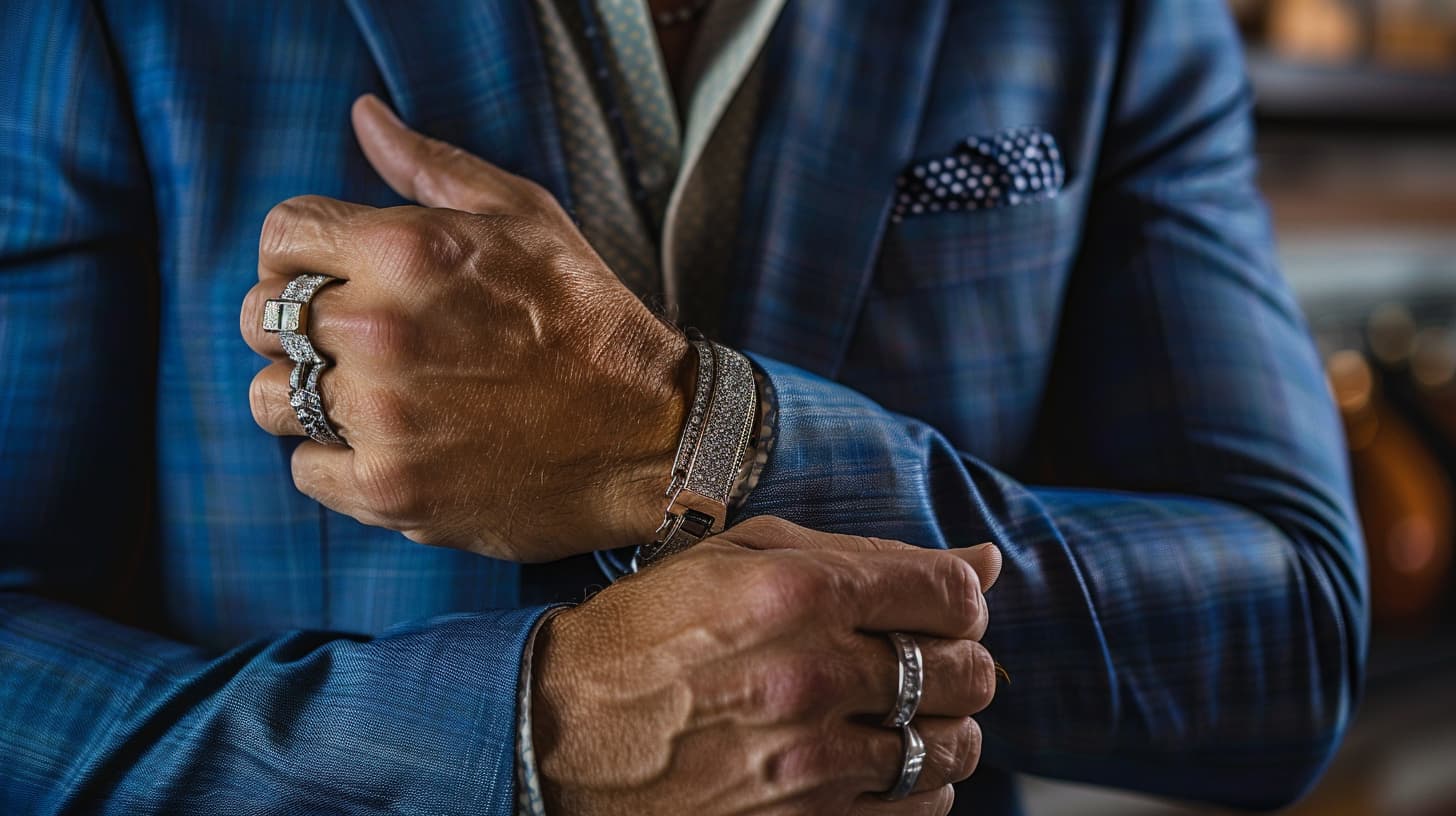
[263,273,346,446]
[263,273,337,365]
[880,631,927,800]
[288,360,344,446]
[883,631,924,727]
[882,723,926,801]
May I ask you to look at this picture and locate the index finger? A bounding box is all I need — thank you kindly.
[257,193,376,283]
[816,547,990,640]
[721,516,1002,593]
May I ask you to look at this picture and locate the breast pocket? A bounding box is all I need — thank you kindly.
[841,176,1088,467]
[874,174,1086,293]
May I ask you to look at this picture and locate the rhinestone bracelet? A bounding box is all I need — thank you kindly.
[633,332,758,571]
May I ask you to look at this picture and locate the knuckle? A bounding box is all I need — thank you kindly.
[247,372,267,418]
[935,554,981,632]
[762,737,836,790]
[288,448,314,493]
[369,213,473,284]
[258,201,298,258]
[776,521,823,551]
[966,642,997,714]
[258,215,291,261]
[742,558,826,625]
[930,785,956,816]
[355,387,411,434]
[723,514,794,548]
[735,514,781,535]
[259,195,323,257]
[753,656,839,722]
[968,580,988,639]
[354,455,417,518]
[366,217,434,269]
[347,308,416,364]
[370,217,430,253]
[289,444,326,493]
[754,515,796,533]
[422,137,465,167]
[962,718,984,779]
[931,717,981,784]
[241,286,267,338]
[247,372,287,431]
[483,213,552,264]
[865,535,910,552]
[416,210,474,266]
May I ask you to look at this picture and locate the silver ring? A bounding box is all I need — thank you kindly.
[263,273,340,364]
[883,632,924,727]
[289,360,345,446]
[882,723,926,801]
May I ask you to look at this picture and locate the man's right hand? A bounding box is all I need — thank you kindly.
[531,516,1002,815]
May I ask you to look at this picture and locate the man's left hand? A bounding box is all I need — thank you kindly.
[240,94,691,563]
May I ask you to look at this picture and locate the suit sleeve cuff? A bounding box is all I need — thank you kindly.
[514,605,572,816]
[733,352,955,545]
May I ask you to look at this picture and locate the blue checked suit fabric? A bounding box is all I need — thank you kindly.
[0,2,1366,816]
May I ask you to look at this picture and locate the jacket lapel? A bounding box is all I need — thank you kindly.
[343,0,572,206]
[343,0,947,379]
[725,1,949,378]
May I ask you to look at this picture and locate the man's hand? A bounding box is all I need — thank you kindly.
[533,517,1003,816]
[240,95,690,562]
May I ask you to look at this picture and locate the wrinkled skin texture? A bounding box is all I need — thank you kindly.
[241,95,691,562]
[240,102,1007,813]
[534,516,1004,816]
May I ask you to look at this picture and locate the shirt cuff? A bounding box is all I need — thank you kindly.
[515,605,572,816]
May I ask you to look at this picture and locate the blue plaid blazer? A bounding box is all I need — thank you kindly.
[0,1,1366,814]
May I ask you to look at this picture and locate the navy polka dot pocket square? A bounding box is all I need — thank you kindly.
[891,127,1065,222]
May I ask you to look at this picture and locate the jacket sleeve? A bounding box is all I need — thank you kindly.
[0,4,546,814]
[734,2,1366,809]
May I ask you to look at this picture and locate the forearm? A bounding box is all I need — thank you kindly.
[735,356,1364,809]
[981,488,1352,806]
[0,590,551,815]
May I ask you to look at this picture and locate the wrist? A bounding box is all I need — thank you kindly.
[612,322,696,547]
[529,606,603,815]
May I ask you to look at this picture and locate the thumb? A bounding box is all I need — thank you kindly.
[350,93,520,213]
[957,541,1002,593]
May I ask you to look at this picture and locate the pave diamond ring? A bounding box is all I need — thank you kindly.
[883,632,924,728]
[262,273,340,365]
[289,360,345,446]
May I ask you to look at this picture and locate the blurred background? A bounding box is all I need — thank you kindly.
[1024,1,1456,813]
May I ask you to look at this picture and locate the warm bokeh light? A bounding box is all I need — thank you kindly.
[1025,2,1456,813]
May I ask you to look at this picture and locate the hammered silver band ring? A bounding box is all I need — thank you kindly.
[882,723,926,801]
